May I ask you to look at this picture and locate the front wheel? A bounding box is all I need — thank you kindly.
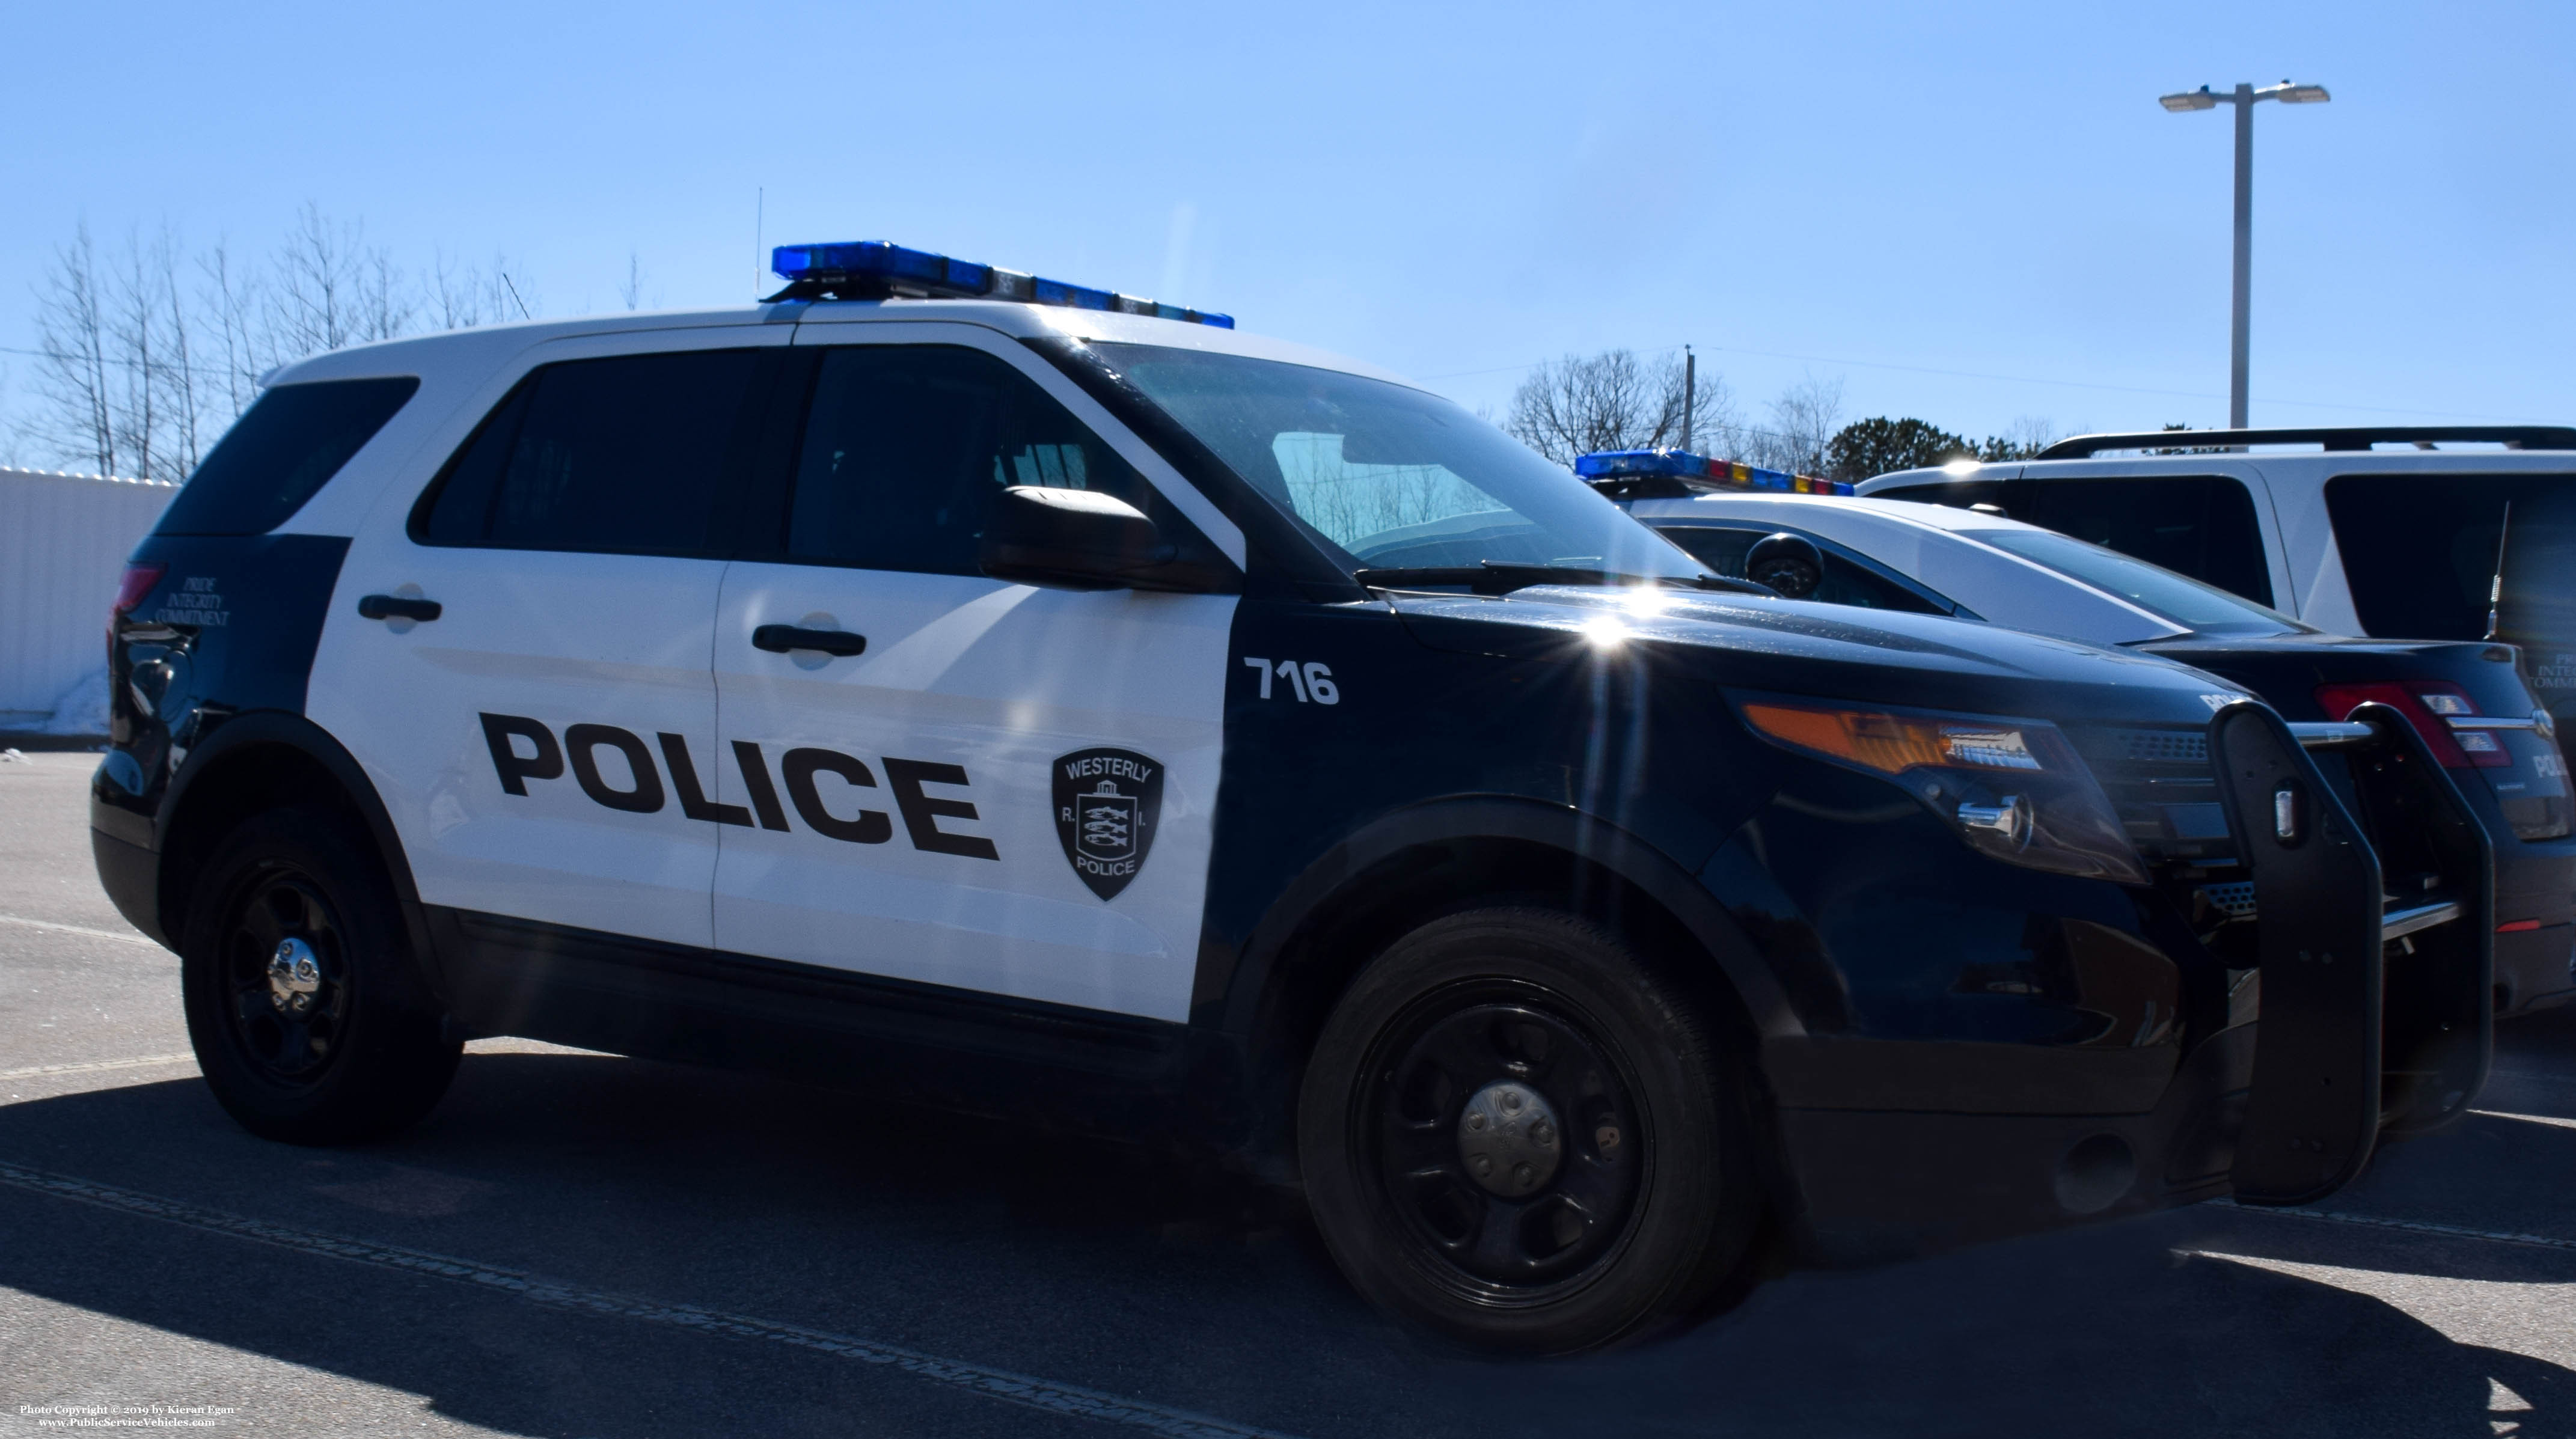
[180,808,460,1144]
[1299,908,1761,1352]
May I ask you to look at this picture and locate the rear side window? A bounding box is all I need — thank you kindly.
[155,377,419,536]
[1656,524,1947,613]
[2325,472,2576,645]
[415,349,767,555]
[783,344,1155,576]
[1999,477,2272,606]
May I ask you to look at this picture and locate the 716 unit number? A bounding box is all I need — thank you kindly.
[1243,658,1339,704]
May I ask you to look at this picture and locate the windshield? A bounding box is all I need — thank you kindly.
[1092,344,1707,582]
[1966,528,2306,635]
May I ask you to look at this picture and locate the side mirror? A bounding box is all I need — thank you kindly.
[1745,532,1824,599]
[979,486,1235,593]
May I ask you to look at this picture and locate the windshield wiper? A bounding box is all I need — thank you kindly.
[1350,561,1774,597]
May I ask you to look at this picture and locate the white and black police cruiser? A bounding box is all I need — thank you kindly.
[91,242,2485,1352]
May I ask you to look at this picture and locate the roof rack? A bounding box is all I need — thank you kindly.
[2034,425,2576,459]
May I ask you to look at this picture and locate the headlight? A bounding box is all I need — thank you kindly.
[1734,695,2150,885]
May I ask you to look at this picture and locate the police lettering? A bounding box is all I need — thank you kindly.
[477,713,996,860]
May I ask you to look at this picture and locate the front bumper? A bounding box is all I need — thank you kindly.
[1763,701,2494,1259]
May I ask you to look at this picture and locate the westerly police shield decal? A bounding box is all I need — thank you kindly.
[1053,748,1163,900]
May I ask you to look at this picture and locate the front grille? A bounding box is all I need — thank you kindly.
[2198,881,2257,918]
[2109,728,2210,766]
[2072,724,2235,864]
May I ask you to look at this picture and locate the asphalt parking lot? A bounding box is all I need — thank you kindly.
[2,746,2571,1438]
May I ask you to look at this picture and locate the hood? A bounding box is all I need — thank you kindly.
[1391,585,2250,727]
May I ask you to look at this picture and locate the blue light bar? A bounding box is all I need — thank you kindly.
[1574,448,1853,496]
[769,240,1233,328]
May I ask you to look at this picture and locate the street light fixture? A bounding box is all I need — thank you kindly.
[2159,79,2332,427]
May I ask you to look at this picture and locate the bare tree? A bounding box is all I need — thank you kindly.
[430,250,530,330]
[1746,374,1846,475]
[1505,349,1739,466]
[619,251,644,311]
[198,239,269,418]
[25,225,118,475]
[265,203,415,361]
[2005,415,2058,456]
[96,226,218,482]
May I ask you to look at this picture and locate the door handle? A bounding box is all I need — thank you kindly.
[358,594,442,622]
[752,624,866,657]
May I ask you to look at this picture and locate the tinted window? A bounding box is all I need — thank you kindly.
[1965,528,2302,634]
[2325,473,2548,639]
[2005,477,2272,605]
[2326,474,2576,721]
[784,345,1154,576]
[156,377,418,536]
[1656,524,1946,613]
[1882,475,2272,605]
[417,349,765,555]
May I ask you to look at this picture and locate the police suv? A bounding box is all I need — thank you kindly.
[91,243,2470,1352]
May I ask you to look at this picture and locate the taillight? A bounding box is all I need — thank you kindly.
[2314,680,2509,768]
[111,562,165,620]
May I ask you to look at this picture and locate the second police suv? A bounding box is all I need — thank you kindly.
[92,242,2490,1352]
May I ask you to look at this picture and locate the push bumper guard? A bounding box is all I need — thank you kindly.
[2216,701,2494,1206]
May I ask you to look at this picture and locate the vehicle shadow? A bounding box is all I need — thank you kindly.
[0,1051,2568,1438]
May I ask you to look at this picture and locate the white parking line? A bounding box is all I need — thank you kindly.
[2217,1200,2576,1254]
[0,1053,196,1082]
[2473,1108,2576,1131]
[0,1161,1304,1439]
[0,913,162,949]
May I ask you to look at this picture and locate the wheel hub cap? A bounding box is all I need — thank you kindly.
[1457,1080,1562,1197]
[267,938,322,1014]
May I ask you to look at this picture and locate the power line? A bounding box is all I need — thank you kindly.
[0,343,257,381]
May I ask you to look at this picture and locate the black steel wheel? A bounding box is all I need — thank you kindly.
[1300,908,1760,1352]
[182,808,459,1144]
[1369,990,1645,1294]
[217,872,352,1085]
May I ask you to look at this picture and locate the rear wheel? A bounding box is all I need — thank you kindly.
[180,808,460,1144]
[1298,908,1760,1352]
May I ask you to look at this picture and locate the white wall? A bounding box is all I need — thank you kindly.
[1,468,178,729]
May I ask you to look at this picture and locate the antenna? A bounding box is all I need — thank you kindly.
[2486,498,2514,641]
[501,273,532,320]
[755,187,765,298]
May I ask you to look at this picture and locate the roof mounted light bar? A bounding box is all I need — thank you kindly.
[766,240,1233,328]
[1574,448,1852,500]
[2033,425,2576,459]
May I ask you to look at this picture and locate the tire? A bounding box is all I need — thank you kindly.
[179,807,460,1144]
[1298,907,1760,1352]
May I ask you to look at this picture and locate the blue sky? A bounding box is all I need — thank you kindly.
[5,0,2568,451]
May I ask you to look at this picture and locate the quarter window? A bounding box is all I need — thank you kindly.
[2325,472,2576,647]
[158,377,419,537]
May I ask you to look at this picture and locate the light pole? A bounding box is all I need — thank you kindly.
[2159,80,2331,428]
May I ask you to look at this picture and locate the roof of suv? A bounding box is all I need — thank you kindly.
[1858,441,2576,495]
[268,299,1419,392]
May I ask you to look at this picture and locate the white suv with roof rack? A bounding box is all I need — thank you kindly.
[1854,425,2576,729]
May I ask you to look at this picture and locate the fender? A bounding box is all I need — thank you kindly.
[148,709,445,1010]
[1213,793,1805,1044]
